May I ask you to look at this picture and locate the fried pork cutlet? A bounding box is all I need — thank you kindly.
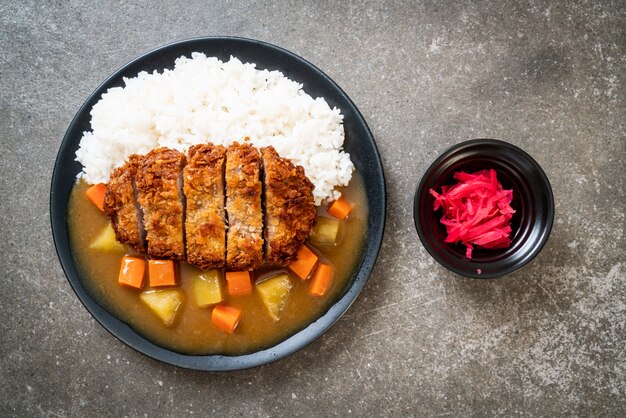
[261,146,316,265]
[225,143,264,270]
[103,154,144,251]
[183,143,227,269]
[136,147,186,260]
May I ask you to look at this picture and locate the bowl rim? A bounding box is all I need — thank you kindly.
[413,138,554,279]
[50,36,386,370]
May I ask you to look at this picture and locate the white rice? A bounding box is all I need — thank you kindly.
[75,53,353,205]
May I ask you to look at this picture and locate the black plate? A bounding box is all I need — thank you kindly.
[50,37,386,370]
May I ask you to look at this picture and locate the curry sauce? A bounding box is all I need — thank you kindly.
[67,173,368,355]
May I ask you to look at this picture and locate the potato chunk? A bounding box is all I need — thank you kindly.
[256,274,293,321]
[90,223,127,252]
[309,217,340,247]
[140,289,183,326]
[192,270,224,307]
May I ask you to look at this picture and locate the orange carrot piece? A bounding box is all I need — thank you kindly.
[212,305,242,333]
[225,271,252,296]
[118,255,145,289]
[148,259,176,287]
[86,183,107,211]
[309,264,334,297]
[327,197,352,220]
[288,245,319,280]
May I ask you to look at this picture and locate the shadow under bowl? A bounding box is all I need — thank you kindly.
[414,139,554,279]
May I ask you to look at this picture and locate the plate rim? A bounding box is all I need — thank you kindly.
[50,36,386,371]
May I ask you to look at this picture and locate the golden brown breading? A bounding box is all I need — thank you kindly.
[136,147,186,260]
[103,154,144,251]
[183,143,227,270]
[261,146,316,265]
[225,142,263,270]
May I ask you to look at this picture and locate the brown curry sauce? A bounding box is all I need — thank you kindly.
[68,173,368,355]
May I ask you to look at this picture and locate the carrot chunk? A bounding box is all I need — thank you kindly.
[327,197,352,220]
[225,271,252,296]
[288,245,319,280]
[86,183,107,211]
[148,259,176,287]
[309,264,334,297]
[118,255,145,289]
[212,305,242,333]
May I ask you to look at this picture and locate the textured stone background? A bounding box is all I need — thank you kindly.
[1,1,624,416]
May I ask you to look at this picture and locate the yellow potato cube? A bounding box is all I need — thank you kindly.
[140,289,183,326]
[256,274,293,321]
[192,270,224,307]
[309,217,340,247]
[90,223,127,252]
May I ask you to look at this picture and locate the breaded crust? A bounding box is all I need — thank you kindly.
[261,146,316,265]
[136,147,186,259]
[183,143,227,269]
[103,154,144,251]
[225,143,263,270]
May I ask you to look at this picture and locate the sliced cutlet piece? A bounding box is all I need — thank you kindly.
[261,146,316,265]
[183,143,227,269]
[103,154,144,251]
[136,147,186,260]
[225,142,264,270]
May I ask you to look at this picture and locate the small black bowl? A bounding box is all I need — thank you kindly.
[414,139,554,279]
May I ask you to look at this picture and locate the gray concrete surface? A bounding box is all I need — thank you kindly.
[1,1,624,416]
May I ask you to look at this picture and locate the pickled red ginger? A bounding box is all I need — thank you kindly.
[429,169,515,258]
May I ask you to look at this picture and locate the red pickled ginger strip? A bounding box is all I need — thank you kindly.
[429,169,515,258]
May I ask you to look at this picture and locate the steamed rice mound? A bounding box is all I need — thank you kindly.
[75,53,353,205]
